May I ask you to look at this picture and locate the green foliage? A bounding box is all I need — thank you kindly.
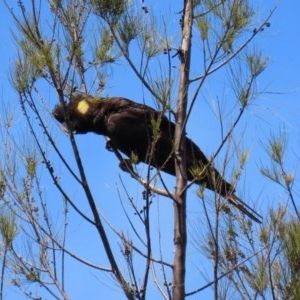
[141,31,163,59]
[206,0,254,51]
[281,220,300,278]
[271,141,284,164]
[26,156,37,179]
[130,151,139,164]
[196,16,209,40]
[233,150,249,180]
[247,52,269,78]
[260,131,289,186]
[0,211,17,248]
[91,0,128,23]
[229,1,253,30]
[150,116,162,141]
[152,79,173,109]
[199,206,300,299]
[249,259,268,295]
[12,54,41,93]
[95,28,117,63]
[118,14,142,47]
[25,269,39,282]
[238,87,249,106]
[189,162,207,183]
[13,14,55,73]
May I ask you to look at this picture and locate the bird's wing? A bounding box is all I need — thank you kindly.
[99,98,177,169]
[101,101,156,161]
[101,97,172,138]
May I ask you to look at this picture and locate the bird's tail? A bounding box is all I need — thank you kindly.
[226,194,262,224]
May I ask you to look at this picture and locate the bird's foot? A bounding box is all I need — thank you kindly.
[119,159,134,173]
[106,139,115,152]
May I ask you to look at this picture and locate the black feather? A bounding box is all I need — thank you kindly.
[53,95,262,223]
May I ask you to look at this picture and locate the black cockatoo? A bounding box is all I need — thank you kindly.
[53,95,262,223]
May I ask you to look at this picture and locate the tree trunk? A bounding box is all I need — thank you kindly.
[172,1,193,299]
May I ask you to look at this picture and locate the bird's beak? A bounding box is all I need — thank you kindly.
[61,121,71,135]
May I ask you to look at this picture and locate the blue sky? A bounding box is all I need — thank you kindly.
[0,1,299,299]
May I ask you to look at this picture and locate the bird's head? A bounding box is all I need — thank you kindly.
[52,95,103,134]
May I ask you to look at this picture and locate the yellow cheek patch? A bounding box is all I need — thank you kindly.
[77,100,90,114]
